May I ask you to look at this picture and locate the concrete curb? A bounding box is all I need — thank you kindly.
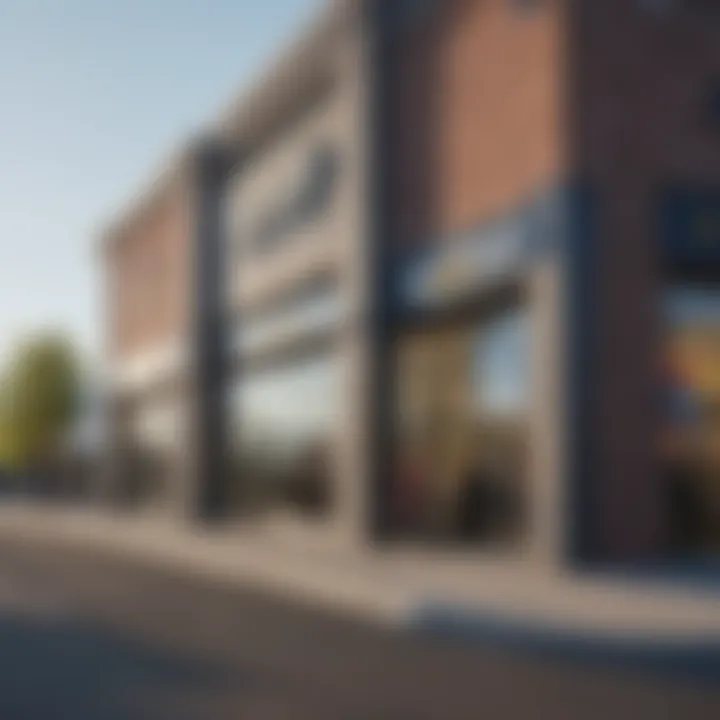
[0,510,413,627]
[1,507,720,678]
[408,602,720,681]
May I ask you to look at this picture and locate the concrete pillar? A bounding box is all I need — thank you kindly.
[526,257,566,569]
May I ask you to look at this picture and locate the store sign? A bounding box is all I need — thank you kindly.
[252,145,340,253]
[398,187,564,311]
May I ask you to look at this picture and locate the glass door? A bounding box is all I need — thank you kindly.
[664,284,720,555]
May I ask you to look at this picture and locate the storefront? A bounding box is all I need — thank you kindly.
[98,0,720,577]
[226,280,344,520]
[387,188,565,552]
[394,304,530,544]
[664,284,720,555]
[219,10,368,538]
[661,191,720,558]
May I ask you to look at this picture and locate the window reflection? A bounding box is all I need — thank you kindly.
[230,356,339,517]
[395,307,530,544]
[664,285,720,555]
[474,311,530,416]
[118,397,179,509]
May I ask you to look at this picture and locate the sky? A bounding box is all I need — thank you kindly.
[0,0,322,366]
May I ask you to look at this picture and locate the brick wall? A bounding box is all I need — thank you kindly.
[389,0,720,562]
[570,0,720,560]
[391,0,567,248]
[106,172,192,362]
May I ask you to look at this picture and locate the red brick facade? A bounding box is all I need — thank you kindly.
[105,171,192,362]
[391,0,567,248]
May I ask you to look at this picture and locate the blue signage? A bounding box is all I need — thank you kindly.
[661,189,720,266]
[395,186,566,312]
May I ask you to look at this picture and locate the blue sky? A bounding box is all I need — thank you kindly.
[0,0,321,364]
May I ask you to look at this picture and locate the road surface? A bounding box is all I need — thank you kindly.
[0,537,716,719]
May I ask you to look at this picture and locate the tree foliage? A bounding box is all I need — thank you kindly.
[0,334,80,469]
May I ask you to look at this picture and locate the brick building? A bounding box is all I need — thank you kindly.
[102,0,720,569]
[103,152,195,513]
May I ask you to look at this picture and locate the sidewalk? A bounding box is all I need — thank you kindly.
[0,504,719,666]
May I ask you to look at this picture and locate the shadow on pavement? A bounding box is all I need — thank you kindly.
[0,610,238,720]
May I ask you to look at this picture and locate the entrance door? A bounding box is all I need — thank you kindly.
[394,305,530,545]
[664,284,720,555]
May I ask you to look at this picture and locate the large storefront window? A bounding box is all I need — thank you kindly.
[664,284,720,555]
[230,356,339,518]
[394,307,530,545]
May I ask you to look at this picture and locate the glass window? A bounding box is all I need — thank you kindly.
[663,284,720,554]
[120,396,180,508]
[230,356,339,517]
[394,306,530,544]
[474,310,530,416]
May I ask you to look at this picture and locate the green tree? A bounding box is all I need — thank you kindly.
[0,334,80,470]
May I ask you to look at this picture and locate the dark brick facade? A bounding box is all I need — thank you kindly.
[569,0,720,560]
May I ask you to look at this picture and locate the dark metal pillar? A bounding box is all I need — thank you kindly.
[364,0,396,540]
[186,137,238,521]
